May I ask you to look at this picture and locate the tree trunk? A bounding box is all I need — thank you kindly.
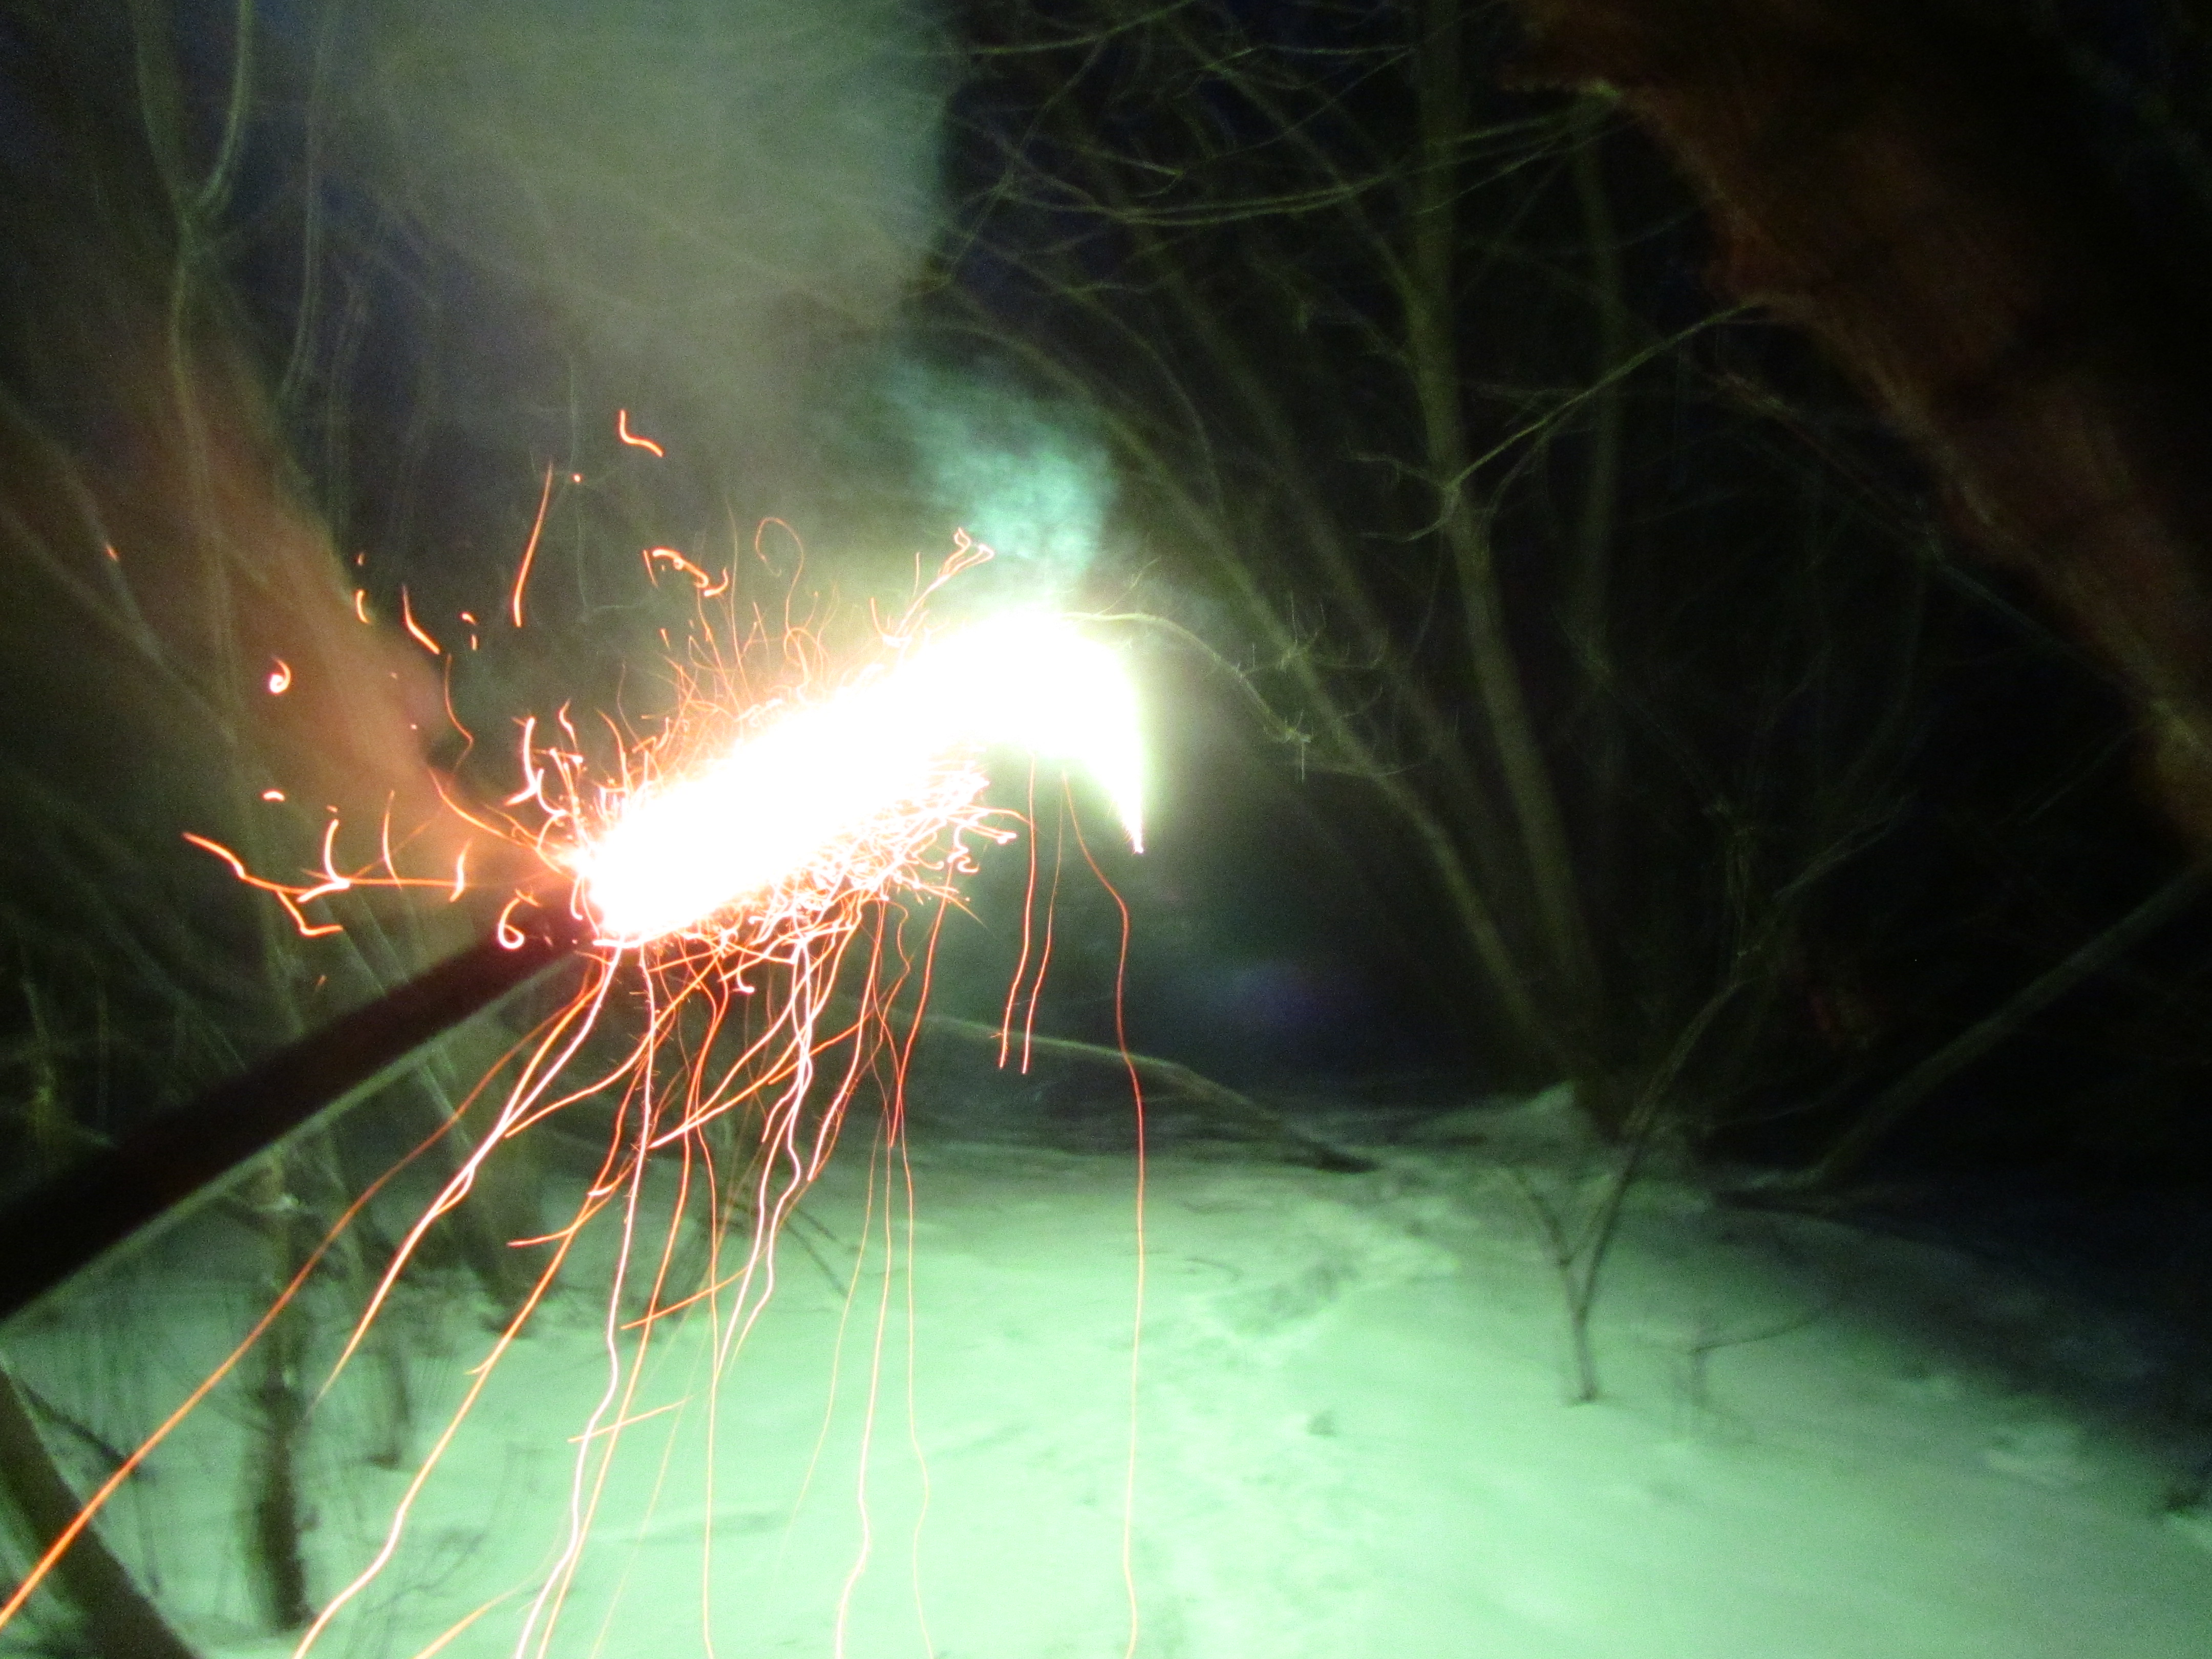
[242,1159,314,1632]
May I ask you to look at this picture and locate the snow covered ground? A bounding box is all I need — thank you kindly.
[5,1082,2211,1657]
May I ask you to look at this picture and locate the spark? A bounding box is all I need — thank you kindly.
[266,658,292,695]
[642,546,728,597]
[353,589,371,624]
[567,1399,687,1442]
[510,462,556,628]
[262,788,285,802]
[399,586,443,655]
[616,408,666,457]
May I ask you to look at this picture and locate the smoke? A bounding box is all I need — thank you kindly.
[879,357,1116,612]
[353,0,952,492]
[349,2,1121,608]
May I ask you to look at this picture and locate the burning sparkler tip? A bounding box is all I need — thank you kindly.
[569,608,1144,945]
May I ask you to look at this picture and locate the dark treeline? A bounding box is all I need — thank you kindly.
[923,0,2212,1231]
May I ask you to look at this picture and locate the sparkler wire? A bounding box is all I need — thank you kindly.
[0,909,590,1325]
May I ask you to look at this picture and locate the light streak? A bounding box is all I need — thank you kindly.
[266,657,292,695]
[0,1075,498,1635]
[565,1399,686,1442]
[643,546,729,597]
[616,408,666,457]
[404,1592,520,1659]
[399,585,443,655]
[509,462,556,628]
[1069,801,1151,1659]
[183,832,346,939]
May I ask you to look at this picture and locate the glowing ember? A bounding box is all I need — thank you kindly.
[576,611,1143,945]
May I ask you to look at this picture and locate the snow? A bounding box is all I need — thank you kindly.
[5,1083,2211,1657]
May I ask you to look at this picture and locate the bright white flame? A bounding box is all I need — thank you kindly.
[576,614,1142,943]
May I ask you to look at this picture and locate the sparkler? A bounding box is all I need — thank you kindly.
[0,507,1150,1653]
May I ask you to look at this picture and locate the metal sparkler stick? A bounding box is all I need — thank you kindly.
[0,910,591,1325]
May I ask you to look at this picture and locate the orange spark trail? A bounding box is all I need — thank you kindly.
[644,546,729,597]
[616,408,666,457]
[509,461,557,627]
[1069,799,1152,1659]
[399,585,443,654]
[182,832,345,938]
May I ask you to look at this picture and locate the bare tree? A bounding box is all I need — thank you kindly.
[939,0,1948,1141]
